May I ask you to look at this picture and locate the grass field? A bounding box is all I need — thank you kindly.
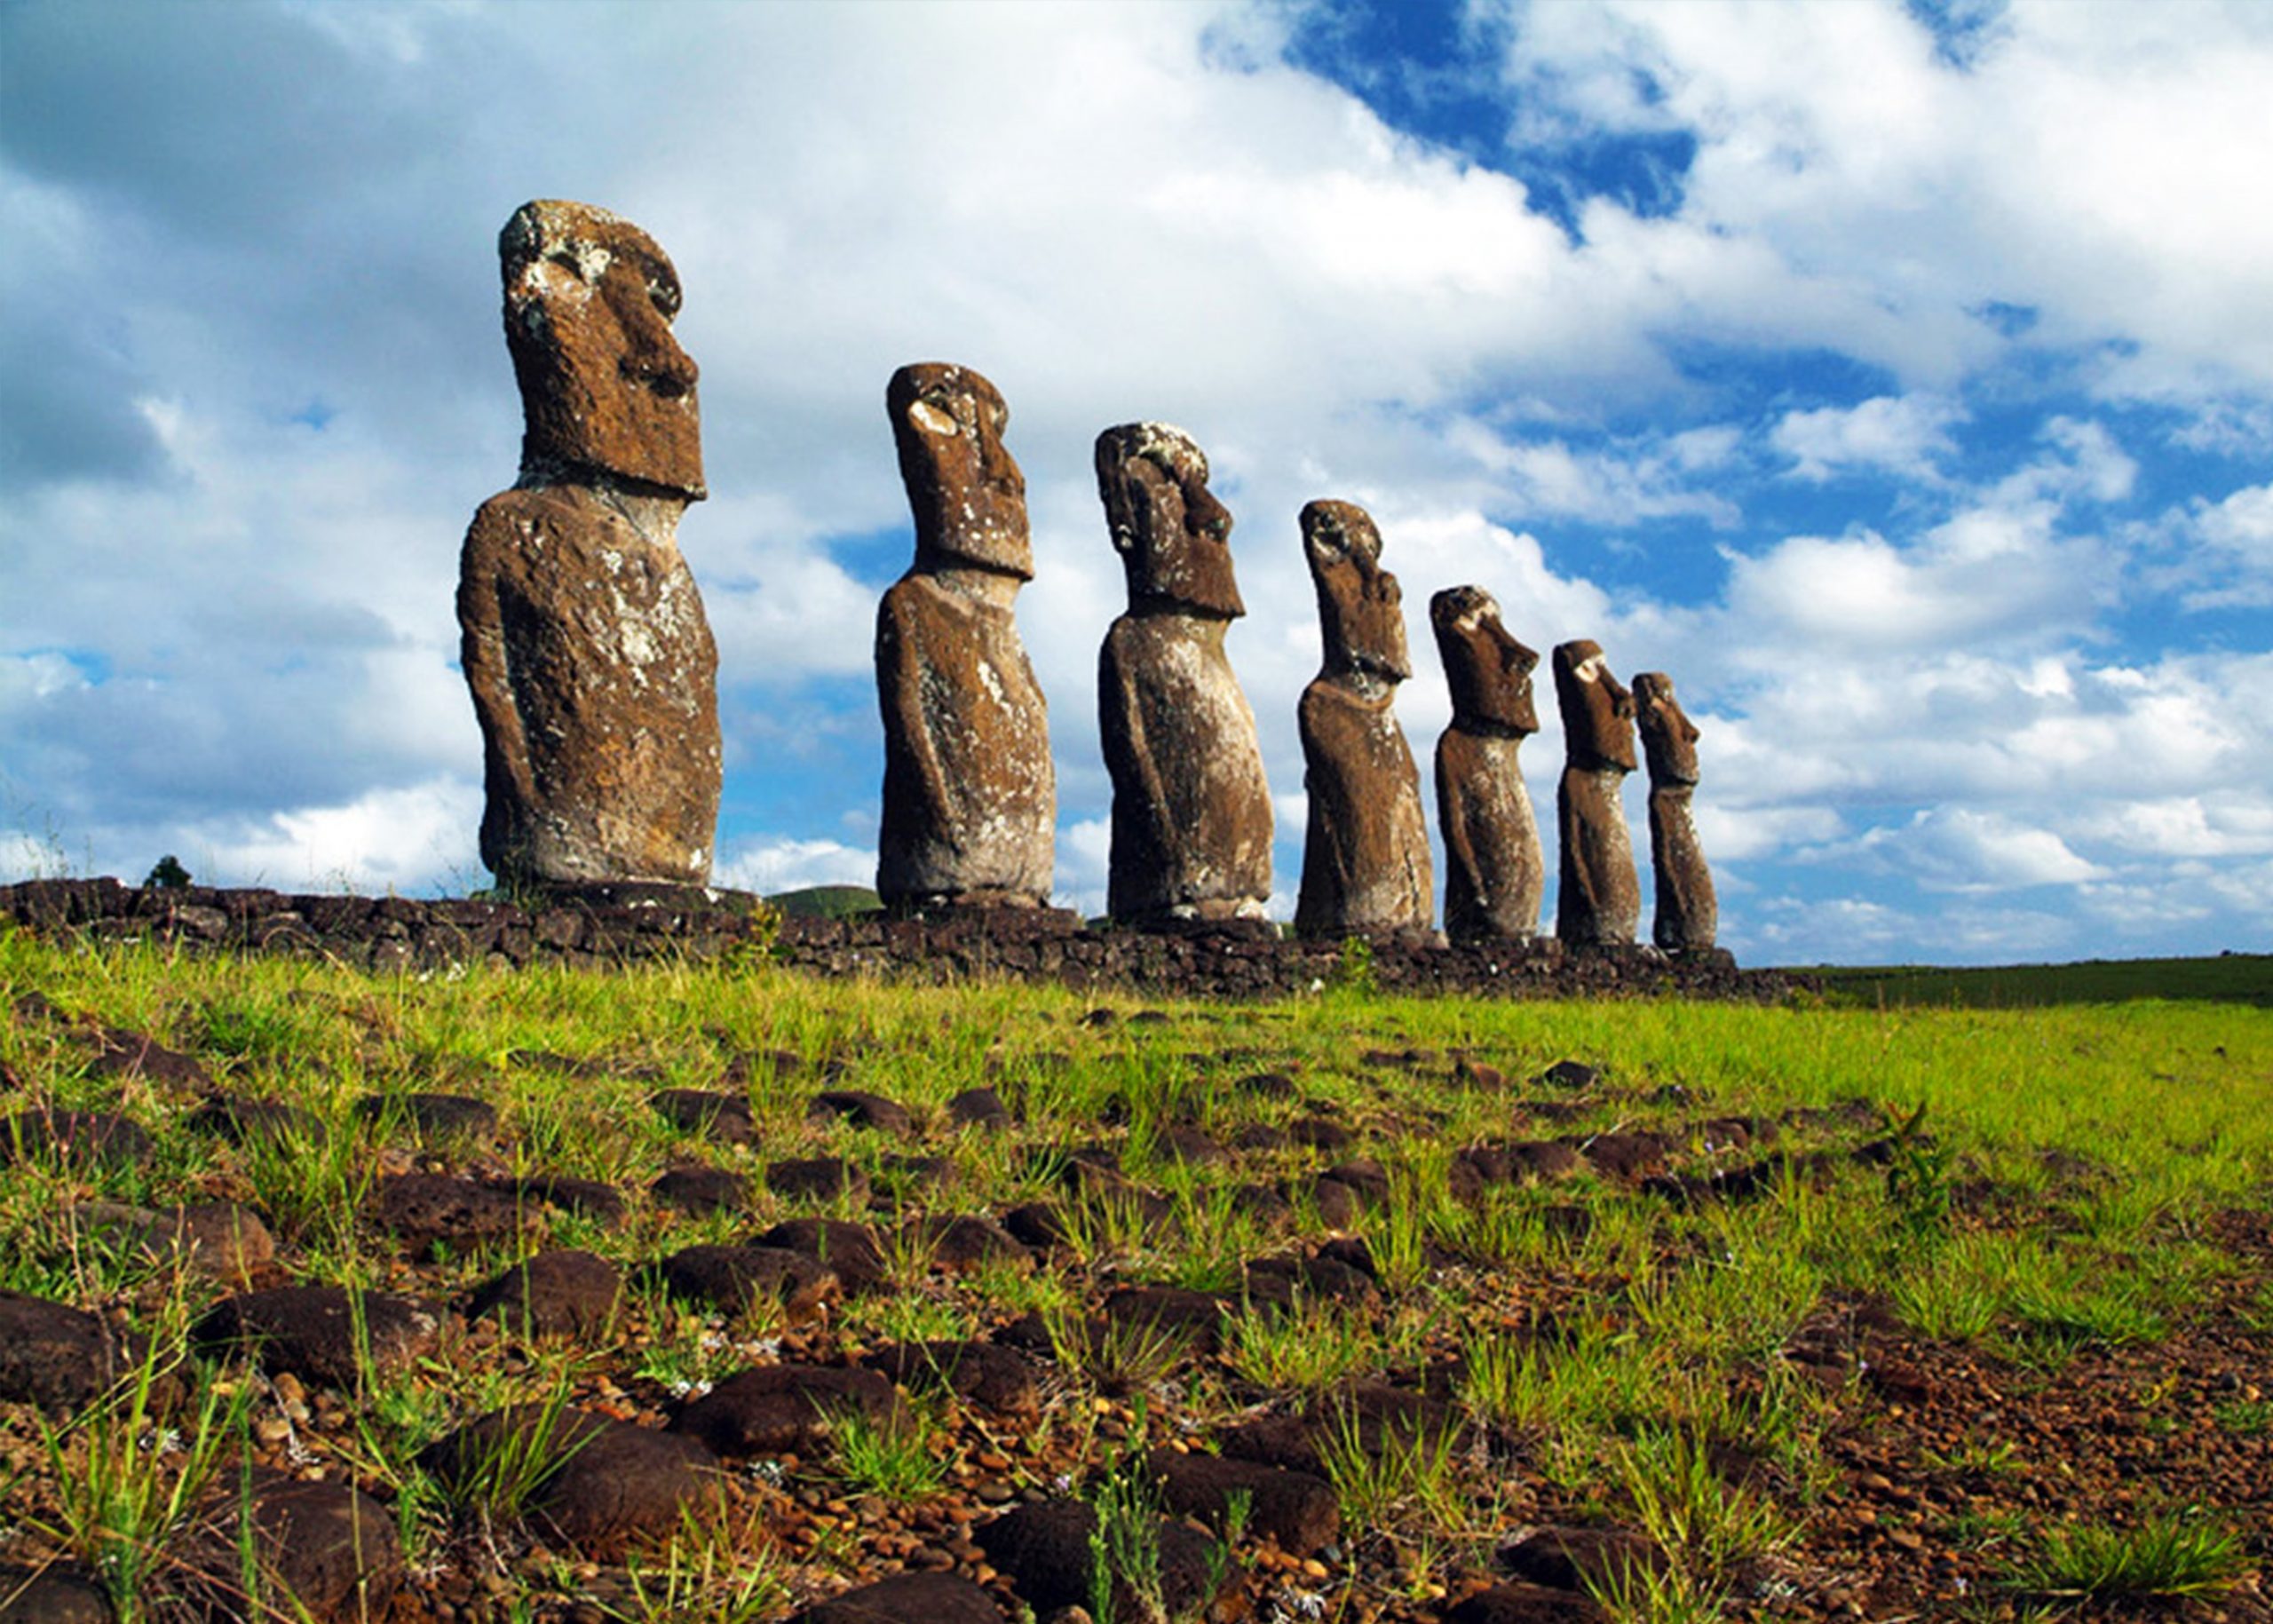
[1808,953,2271,1010]
[3,930,2269,1623]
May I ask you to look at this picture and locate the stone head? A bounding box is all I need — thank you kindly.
[1302,500,1410,685]
[501,199,703,498]
[1633,672,1700,786]
[889,363,1031,579]
[1552,639,1637,772]
[1095,423,1243,618]
[1430,585,1539,735]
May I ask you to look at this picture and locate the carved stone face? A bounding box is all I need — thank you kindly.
[1633,672,1700,786]
[1553,639,1637,772]
[1095,423,1243,618]
[1302,500,1410,685]
[889,362,1032,580]
[502,199,704,498]
[1430,585,1538,734]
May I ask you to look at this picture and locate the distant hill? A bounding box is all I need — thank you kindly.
[766,883,883,921]
[1807,953,2270,1009]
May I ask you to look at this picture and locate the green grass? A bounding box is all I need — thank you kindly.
[2000,1512,2249,1600]
[1810,954,2272,1009]
[3,927,2269,1621]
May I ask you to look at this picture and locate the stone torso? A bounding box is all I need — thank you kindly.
[1295,677,1431,937]
[875,574,1054,907]
[1648,785,1716,951]
[1436,727,1543,942]
[457,484,721,886]
[1099,614,1272,921]
[1556,763,1640,947]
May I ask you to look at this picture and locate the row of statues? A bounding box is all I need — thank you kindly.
[456,202,1716,950]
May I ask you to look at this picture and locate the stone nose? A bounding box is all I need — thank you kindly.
[1186,484,1232,541]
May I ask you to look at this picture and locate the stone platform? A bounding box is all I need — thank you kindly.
[0,878,1805,1002]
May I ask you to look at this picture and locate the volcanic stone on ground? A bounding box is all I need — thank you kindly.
[1150,1450,1340,1556]
[1572,1131,1671,1181]
[669,1364,901,1457]
[368,1174,531,1256]
[766,1156,868,1205]
[1444,1583,1605,1624]
[514,1174,626,1224]
[86,1027,214,1090]
[649,1166,750,1216]
[972,1498,1231,1620]
[192,1286,440,1388]
[356,1091,497,1141]
[1242,1252,1380,1311]
[67,1200,274,1284]
[1539,1059,1600,1090]
[652,1245,837,1321]
[0,1563,112,1624]
[420,1406,718,1558]
[787,1571,1006,1624]
[182,1472,401,1624]
[464,1249,623,1339]
[1101,1286,1230,1354]
[944,1086,1013,1129]
[1497,1526,1672,1595]
[902,1214,1032,1275]
[807,1089,915,1135]
[648,1089,756,1146]
[186,1097,321,1145]
[863,1340,1041,1416]
[0,1292,162,1413]
[1,1110,152,1168]
[756,1218,890,1292]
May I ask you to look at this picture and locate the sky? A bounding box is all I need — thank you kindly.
[3,0,2270,966]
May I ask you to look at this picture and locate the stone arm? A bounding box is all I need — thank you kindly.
[875,586,955,834]
[456,504,538,819]
[1098,623,1176,860]
[1433,734,1483,891]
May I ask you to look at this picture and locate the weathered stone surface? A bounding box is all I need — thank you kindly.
[367,1174,529,1257]
[765,1156,869,1206]
[1,1109,152,1169]
[669,1363,901,1457]
[972,1498,1229,1620]
[649,1165,750,1216]
[876,363,1053,911]
[355,1091,496,1143]
[67,1200,274,1285]
[420,1406,717,1558]
[1095,423,1272,925]
[182,1473,401,1623]
[788,1571,1007,1624]
[0,1563,113,1624]
[755,1217,890,1292]
[864,1339,1041,1415]
[650,1245,838,1321]
[1294,501,1431,938]
[1444,1582,1605,1624]
[649,1088,756,1145]
[1552,641,1640,947]
[0,1292,157,1413]
[458,199,720,891]
[192,1286,440,1388]
[1634,672,1717,953]
[1432,587,1545,944]
[464,1248,623,1339]
[1497,1525,1672,1595]
[1150,1450,1341,1556]
[808,1089,915,1136]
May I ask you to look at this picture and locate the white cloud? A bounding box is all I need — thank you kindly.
[712,836,875,896]
[1771,394,1964,483]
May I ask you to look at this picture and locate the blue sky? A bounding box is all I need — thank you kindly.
[3,0,2269,965]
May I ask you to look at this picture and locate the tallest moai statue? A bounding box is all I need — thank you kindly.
[456,200,723,893]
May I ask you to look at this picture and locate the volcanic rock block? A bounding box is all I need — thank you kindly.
[1635,672,1718,952]
[788,1572,1008,1624]
[876,363,1054,911]
[1094,423,1274,924]
[183,1473,402,1624]
[1552,640,1641,947]
[464,1249,623,1339]
[1294,501,1432,938]
[972,1498,1230,1620]
[457,199,721,891]
[1432,586,1546,943]
[192,1286,441,1389]
[0,1292,162,1414]
[420,1406,718,1559]
[669,1364,902,1457]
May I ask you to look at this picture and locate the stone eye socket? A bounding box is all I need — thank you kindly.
[907,399,961,436]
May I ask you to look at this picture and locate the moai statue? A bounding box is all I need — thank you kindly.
[875,364,1054,911]
[1635,672,1717,952]
[1430,586,1545,943]
[1295,501,1432,938]
[457,200,721,891]
[1552,640,1641,947]
[1095,424,1272,924]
